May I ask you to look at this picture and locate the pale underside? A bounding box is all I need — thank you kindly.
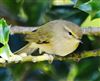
[30,37,80,56]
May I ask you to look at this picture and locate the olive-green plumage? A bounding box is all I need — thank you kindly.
[15,20,82,56]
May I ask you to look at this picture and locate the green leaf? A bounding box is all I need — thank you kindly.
[75,0,100,19]
[81,16,100,27]
[75,0,90,7]
[0,44,12,60]
[0,18,12,60]
[0,19,10,44]
[93,10,100,19]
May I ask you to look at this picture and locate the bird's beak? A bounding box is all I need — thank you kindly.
[76,39,82,44]
[79,40,83,44]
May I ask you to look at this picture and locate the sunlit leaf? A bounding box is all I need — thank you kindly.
[0,44,12,60]
[0,18,12,60]
[0,19,10,44]
[81,16,100,27]
[53,0,73,5]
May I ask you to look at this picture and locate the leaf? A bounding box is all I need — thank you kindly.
[0,19,10,44]
[75,0,90,7]
[81,16,100,27]
[23,0,52,25]
[0,44,12,60]
[93,10,100,19]
[53,0,73,5]
[2,0,23,15]
[0,18,12,60]
[75,0,100,19]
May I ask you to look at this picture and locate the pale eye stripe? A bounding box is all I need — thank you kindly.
[63,25,79,39]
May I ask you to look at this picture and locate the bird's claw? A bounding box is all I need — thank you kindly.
[8,55,22,63]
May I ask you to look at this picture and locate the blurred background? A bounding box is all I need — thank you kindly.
[0,0,100,81]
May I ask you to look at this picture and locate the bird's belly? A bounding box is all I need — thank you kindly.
[32,39,80,56]
[52,39,80,56]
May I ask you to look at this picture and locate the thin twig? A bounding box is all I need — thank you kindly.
[10,26,38,34]
[10,26,100,36]
[82,27,100,35]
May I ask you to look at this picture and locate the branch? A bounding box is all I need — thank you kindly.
[0,53,54,67]
[65,49,100,61]
[0,49,100,67]
[10,26,38,34]
[10,26,100,36]
[82,27,100,35]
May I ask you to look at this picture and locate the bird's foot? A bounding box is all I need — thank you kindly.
[8,53,27,63]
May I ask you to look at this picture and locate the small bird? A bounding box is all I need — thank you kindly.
[14,20,82,57]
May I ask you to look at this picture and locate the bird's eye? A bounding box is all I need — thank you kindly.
[0,43,4,48]
[68,32,72,35]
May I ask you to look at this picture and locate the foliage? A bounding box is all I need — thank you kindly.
[75,0,100,50]
[0,0,100,81]
[75,0,100,19]
[0,19,12,60]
